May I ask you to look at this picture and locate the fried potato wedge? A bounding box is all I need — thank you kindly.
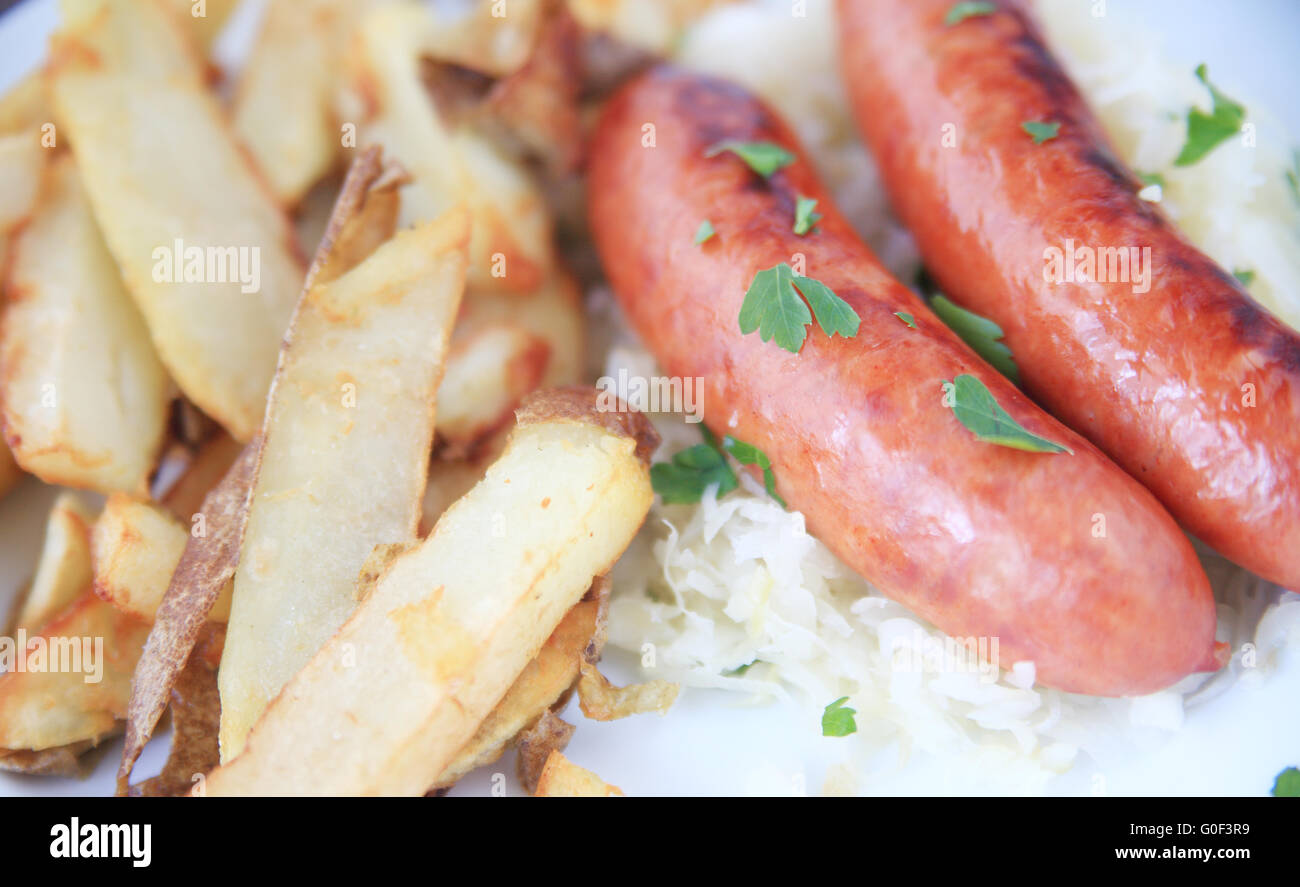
[420,0,548,78]
[576,660,679,720]
[92,494,233,625]
[9,492,95,637]
[203,388,657,795]
[0,130,43,231]
[566,0,734,54]
[461,272,586,387]
[437,323,550,451]
[485,7,583,173]
[533,750,623,797]
[0,444,20,500]
[234,0,376,204]
[515,709,576,795]
[0,740,97,777]
[217,207,470,760]
[167,0,239,54]
[348,2,553,293]
[422,426,511,533]
[431,576,609,790]
[0,71,47,136]
[0,590,149,751]
[1,156,169,495]
[160,432,243,521]
[129,624,223,796]
[117,440,256,793]
[50,0,306,441]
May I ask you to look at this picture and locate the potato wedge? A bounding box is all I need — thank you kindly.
[117,440,256,793]
[1,156,170,495]
[0,444,21,501]
[577,660,678,720]
[533,750,624,797]
[50,0,306,441]
[9,492,95,637]
[0,740,97,777]
[437,323,550,451]
[515,710,576,795]
[461,271,586,387]
[0,71,47,136]
[160,432,243,521]
[217,208,470,760]
[431,576,608,789]
[0,130,43,232]
[347,2,553,293]
[0,590,150,751]
[167,0,239,55]
[234,0,375,205]
[419,0,548,78]
[203,388,657,795]
[566,0,734,54]
[92,494,233,625]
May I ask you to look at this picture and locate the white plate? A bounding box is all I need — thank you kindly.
[1,0,1296,797]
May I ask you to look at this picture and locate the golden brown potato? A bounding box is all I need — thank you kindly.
[533,750,624,797]
[1,156,170,495]
[217,207,470,760]
[0,590,150,752]
[203,388,657,795]
[91,494,233,624]
[50,0,307,441]
[8,492,96,637]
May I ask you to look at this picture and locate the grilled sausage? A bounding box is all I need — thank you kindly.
[587,66,1221,696]
[837,0,1300,589]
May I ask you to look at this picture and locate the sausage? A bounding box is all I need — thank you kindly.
[837,0,1300,590]
[587,66,1220,696]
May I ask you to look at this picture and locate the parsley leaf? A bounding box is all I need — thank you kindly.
[793,196,822,235]
[1137,171,1166,188]
[822,697,857,737]
[738,264,812,352]
[721,435,786,508]
[705,140,796,179]
[930,294,1019,383]
[1272,766,1300,797]
[944,1,996,26]
[650,442,737,504]
[943,374,1072,453]
[1232,268,1255,287]
[739,263,859,353]
[724,661,757,676]
[1021,120,1061,144]
[1174,64,1246,167]
[694,220,716,245]
[895,311,917,328]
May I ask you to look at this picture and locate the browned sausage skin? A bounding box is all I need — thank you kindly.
[837,0,1300,590]
[588,66,1219,696]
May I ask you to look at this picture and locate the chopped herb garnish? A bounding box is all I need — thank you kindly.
[705,140,796,179]
[724,661,757,676]
[895,311,917,328]
[1232,268,1255,287]
[943,374,1072,453]
[822,697,857,737]
[944,1,996,26]
[650,441,737,504]
[738,263,859,354]
[694,220,717,245]
[721,435,786,508]
[793,196,822,236]
[1137,171,1166,188]
[1174,64,1246,167]
[1021,120,1061,144]
[1273,766,1300,797]
[930,294,1019,383]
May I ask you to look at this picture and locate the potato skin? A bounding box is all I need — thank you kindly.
[837,0,1300,590]
[587,66,1219,695]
